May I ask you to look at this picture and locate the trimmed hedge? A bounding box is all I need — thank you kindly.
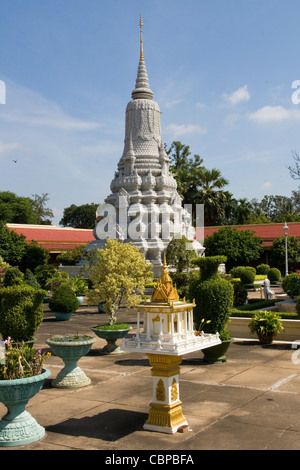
[192,255,227,281]
[0,285,46,342]
[230,308,297,320]
[190,276,234,340]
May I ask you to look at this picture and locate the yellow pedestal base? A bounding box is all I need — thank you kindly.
[144,353,188,434]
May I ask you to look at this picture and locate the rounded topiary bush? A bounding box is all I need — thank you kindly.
[49,284,79,313]
[267,268,281,283]
[256,263,270,275]
[193,255,227,281]
[0,285,46,342]
[229,266,246,279]
[282,273,300,299]
[239,268,255,286]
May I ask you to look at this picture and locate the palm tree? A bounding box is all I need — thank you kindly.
[233,198,254,225]
[196,168,229,226]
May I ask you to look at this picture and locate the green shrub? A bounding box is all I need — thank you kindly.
[34,264,58,289]
[56,245,85,266]
[256,263,270,275]
[0,285,46,342]
[246,266,256,275]
[45,271,70,293]
[190,277,233,340]
[3,267,24,287]
[282,273,300,299]
[232,282,248,307]
[229,266,246,279]
[169,270,198,300]
[267,267,281,283]
[239,269,255,285]
[49,283,79,313]
[230,266,256,279]
[192,255,227,281]
[24,269,41,290]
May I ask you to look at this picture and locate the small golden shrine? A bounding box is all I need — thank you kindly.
[122,255,220,434]
[150,256,179,303]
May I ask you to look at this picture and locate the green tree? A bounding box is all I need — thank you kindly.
[0,191,54,225]
[204,226,263,271]
[60,203,98,229]
[0,223,27,265]
[195,168,229,225]
[225,198,255,225]
[30,193,54,225]
[166,236,196,272]
[0,191,38,224]
[166,141,229,225]
[288,150,300,180]
[258,195,300,222]
[271,235,300,267]
[166,141,204,203]
[18,240,50,273]
[87,239,152,324]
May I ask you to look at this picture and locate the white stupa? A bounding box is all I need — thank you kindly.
[86,15,204,276]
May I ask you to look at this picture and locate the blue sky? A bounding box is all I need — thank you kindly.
[0,0,299,225]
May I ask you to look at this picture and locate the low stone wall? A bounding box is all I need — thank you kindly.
[230,316,300,342]
[58,265,84,278]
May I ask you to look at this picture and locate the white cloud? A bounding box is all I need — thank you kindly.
[261,181,272,189]
[248,105,300,123]
[195,102,206,109]
[223,85,250,105]
[165,123,208,137]
[0,108,100,131]
[0,80,101,131]
[164,99,183,109]
[0,140,20,154]
[223,113,241,128]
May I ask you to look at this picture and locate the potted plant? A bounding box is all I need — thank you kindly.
[46,334,96,388]
[190,256,234,363]
[0,285,46,344]
[0,338,51,446]
[49,283,79,321]
[87,239,152,354]
[68,274,88,304]
[45,271,70,294]
[249,310,284,344]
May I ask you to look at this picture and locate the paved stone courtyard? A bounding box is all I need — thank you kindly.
[1,298,300,452]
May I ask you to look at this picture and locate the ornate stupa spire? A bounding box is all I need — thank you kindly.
[85,15,205,278]
[132,14,153,100]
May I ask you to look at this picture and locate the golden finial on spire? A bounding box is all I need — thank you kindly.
[139,13,144,61]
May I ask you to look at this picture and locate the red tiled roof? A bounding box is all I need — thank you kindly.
[6,224,95,252]
[6,222,300,252]
[199,222,300,248]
